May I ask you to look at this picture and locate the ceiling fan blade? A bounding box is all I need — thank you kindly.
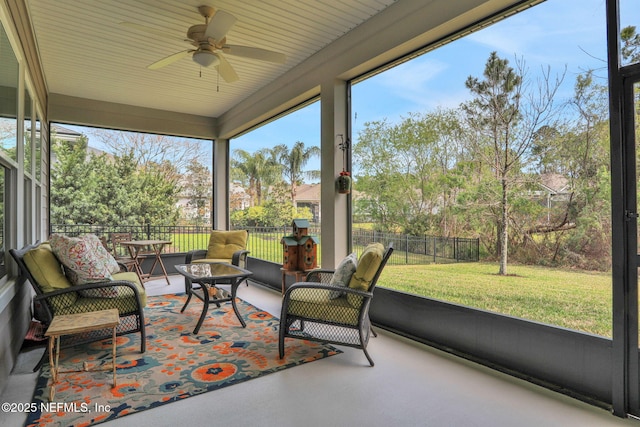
[147,50,193,70]
[216,53,239,83]
[223,45,286,64]
[205,9,237,41]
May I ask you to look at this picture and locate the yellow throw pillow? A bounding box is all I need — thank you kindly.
[23,243,78,311]
[347,243,384,307]
[206,230,248,259]
[23,243,73,293]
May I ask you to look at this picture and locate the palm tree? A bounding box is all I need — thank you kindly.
[274,141,321,204]
[231,148,280,205]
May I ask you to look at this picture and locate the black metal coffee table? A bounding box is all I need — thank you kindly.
[174,263,253,334]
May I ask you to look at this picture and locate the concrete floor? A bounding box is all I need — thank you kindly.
[1,275,638,427]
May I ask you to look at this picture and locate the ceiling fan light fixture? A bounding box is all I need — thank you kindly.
[192,50,220,67]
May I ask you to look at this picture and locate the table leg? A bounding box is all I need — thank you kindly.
[231,279,247,328]
[281,272,286,295]
[154,244,171,285]
[144,244,171,285]
[180,288,193,313]
[112,326,117,387]
[193,283,210,334]
[127,246,146,284]
[48,336,57,401]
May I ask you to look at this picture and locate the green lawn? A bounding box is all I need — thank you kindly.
[170,231,613,338]
[377,262,613,337]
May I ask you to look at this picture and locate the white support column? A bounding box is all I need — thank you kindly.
[212,138,230,230]
[320,79,349,269]
[15,61,25,249]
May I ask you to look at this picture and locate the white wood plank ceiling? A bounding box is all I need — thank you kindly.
[25,0,397,118]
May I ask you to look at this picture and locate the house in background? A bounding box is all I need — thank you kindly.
[538,173,572,205]
[527,173,573,225]
[295,183,320,222]
[49,124,110,165]
[230,182,251,211]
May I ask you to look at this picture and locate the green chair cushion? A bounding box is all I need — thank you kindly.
[288,288,360,325]
[347,242,385,307]
[112,271,147,307]
[193,258,233,265]
[206,230,247,260]
[55,286,142,316]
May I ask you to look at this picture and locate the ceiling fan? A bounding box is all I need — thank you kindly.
[142,5,286,83]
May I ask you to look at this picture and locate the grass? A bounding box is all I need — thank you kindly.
[169,231,613,338]
[377,262,613,338]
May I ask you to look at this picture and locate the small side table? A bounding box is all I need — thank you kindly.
[280,268,314,295]
[45,309,119,401]
[120,240,172,285]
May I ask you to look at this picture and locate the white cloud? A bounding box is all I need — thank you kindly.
[372,59,455,110]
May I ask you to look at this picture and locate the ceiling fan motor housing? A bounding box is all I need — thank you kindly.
[187,24,207,43]
[145,5,283,83]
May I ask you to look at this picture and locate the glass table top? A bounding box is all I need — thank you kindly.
[174,263,251,280]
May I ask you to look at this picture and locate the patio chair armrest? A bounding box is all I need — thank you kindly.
[185,249,208,263]
[232,249,250,267]
[33,279,142,300]
[115,261,129,272]
[284,281,373,300]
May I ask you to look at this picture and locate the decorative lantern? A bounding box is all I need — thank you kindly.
[337,170,351,194]
[337,135,351,195]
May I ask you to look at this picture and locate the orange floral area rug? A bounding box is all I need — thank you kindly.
[26,293,341,427]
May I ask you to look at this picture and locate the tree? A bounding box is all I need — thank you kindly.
[50,135,181,227]
[91,129,204,174]
[462,52,562,275]
[621,25,640,64]
[354,110,467,234]
[182,159,212,223]
[621,26,640,154]
[84,152,138,224]
[133,161,181,227]
[231,148,280,206]
[274,141,320,204]
[50,136,94,224]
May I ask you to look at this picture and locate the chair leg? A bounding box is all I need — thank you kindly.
[359,325,374,367]
[138,310,146,353]
[278,321,286,359]
[362,347,375,367]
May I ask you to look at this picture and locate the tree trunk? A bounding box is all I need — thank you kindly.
[499,177,508,275]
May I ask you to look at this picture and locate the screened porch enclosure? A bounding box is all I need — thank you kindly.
[2,0,640,420]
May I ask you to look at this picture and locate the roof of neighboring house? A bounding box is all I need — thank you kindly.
[539,173,570,193]
[51,124,83,138]
[296,183,320,202]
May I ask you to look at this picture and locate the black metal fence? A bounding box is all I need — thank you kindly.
[49,224,478,265]
[352,229,479,264]
[49,224,208,254]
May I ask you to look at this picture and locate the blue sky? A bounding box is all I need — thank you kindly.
[233,0,638,175]
[69,0,638,175]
